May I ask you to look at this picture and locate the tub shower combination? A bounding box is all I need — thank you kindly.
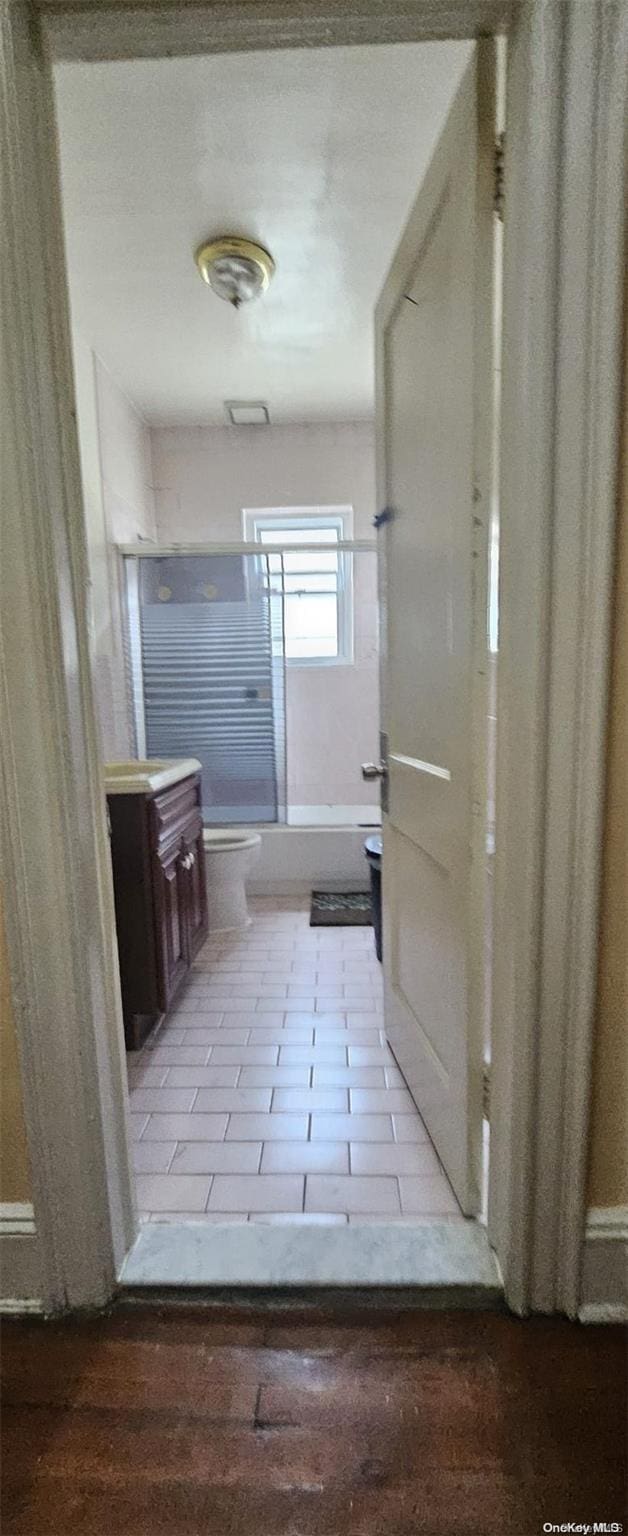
[123,543,380,922]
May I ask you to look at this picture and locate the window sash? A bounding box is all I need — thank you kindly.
[244,508,353,665]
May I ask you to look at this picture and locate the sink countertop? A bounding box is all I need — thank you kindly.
[104,758,202,796]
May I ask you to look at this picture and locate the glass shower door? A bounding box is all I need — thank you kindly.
[128,553,286,824]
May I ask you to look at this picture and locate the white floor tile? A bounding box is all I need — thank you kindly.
[128,899,460,1226]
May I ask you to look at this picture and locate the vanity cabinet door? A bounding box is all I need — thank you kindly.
[153,842,189,1010]
[180,818,208,958]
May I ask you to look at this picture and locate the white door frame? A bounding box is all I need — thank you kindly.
[487,0,626,1316]
[0,0,624,1314]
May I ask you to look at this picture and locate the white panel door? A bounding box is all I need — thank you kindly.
[375,46,496,1214]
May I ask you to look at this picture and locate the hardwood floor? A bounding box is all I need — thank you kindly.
[1,1304,625,1534]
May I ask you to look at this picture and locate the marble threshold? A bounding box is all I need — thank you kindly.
[119,1217,501,1295]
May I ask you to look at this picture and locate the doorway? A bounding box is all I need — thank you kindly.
[52,36,497,1257]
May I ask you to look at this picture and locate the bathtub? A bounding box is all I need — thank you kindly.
[230,821,380,897]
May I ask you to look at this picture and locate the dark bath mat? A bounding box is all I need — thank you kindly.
[310,890,373,927]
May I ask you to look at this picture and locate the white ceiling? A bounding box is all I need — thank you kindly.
[55,42,471,426]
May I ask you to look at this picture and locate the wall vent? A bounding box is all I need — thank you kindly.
[225,401,270,426]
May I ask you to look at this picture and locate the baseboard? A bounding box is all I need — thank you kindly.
[579,1206,628,1323]
[0,1202,44,1313]
[0,1201,36,1233]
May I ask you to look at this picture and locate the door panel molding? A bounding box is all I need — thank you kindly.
[389,754,452,782]
[0,0,623,1312]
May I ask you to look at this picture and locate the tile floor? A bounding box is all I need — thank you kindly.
[128,896,462,1224]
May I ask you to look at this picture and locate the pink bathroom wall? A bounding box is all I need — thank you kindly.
[73,336,157,759]
[150,420,380,813]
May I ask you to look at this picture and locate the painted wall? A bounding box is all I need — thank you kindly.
[0,885,31,1204]
[151,421,380,816]
[73,336,157,759]
[587,303,628,1211]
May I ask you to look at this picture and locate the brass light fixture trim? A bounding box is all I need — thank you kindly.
[194,236,275,308]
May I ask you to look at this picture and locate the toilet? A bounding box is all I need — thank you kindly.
[203,829,261,932]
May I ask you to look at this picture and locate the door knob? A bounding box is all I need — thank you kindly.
[361,762,387,782]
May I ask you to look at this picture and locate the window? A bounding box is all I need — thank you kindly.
[243,508,353,665]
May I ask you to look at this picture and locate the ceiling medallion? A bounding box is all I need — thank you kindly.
[195,236,275,309]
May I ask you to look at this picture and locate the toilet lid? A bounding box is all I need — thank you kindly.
[203,830,261,853]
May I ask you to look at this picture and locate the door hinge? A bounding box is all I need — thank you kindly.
[494,133,505,221]
[483,1062,491,1121]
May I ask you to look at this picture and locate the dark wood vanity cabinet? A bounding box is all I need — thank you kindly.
[152,840,189,1013]
[107,772,208,1049]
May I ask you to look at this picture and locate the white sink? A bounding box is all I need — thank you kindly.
[104,757,202,795]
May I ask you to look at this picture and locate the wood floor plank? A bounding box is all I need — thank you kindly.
[1,1305,625,1535]
[5,1476,624,1536]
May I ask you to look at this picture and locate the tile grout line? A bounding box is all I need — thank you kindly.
[131,904,441,1221]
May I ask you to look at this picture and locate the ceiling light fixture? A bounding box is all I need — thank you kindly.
[195,236,275,309]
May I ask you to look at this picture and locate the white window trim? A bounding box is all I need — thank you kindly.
[243,506,354,667]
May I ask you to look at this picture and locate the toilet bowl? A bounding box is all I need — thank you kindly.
[203,829,262,933]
